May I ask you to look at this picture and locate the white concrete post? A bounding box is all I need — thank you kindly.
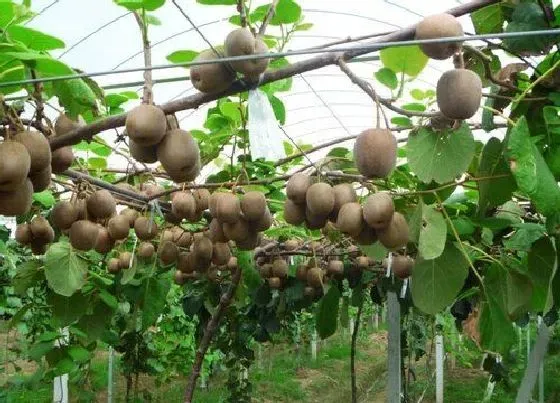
[53,328,69,403]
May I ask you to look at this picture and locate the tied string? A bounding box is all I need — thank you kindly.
[147,199,164,233]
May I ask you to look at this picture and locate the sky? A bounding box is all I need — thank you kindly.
[23,0,515,175]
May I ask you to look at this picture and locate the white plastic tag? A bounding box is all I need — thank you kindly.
[248,89,285,161]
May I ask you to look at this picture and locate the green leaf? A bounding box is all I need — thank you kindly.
[270,0,301,25]
[418,204,447,260]
[477,137,516,215]
[13,260,42,296]
[471,4,504,34]
[141,271,172,329]
[32,191,56,208]
[99,289,118,310]
[77,300,113,342]
[28,341,54,361]
[6,25,65,51]
[294,23,313,31]
[391,116,412,127]
[407,123,475,184]
[47,291,89,327]
[506,268,532,320]
[219,101,241,123]
[543,106,560,145]
[360,242,387,261]
[268,94,286,124]
[528,237,556,313]
[53,78,98,118]
[44,241,88,297]
[503,223,546,251]
[68,346,91,363]
[238,250,261,292]
[411,244,469,315]
[88,157,107,169]
[8,303,32,329]
[340,297,349,328]
[114,0,165,11]
[197,0,236,4]
[375,67,398,90]
[166,50,198,64]
[315,284,340,339]
[380,45,428,77]
[504,3,558,54]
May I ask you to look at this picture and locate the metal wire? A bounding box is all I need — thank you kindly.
[303,9,402,29]
[1,29,559,88]
[25,0,61,25]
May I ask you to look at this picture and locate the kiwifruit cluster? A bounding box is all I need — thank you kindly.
[171,188,210,222]
[224,28,269,80]
[52,114,78,173]
[0,129,53,216]
[15,216,55,255]
[383,255,415,279]
[354,129,397,179]
[191,49,236,93]
[125,106,201,183]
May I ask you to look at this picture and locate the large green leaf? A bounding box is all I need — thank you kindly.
[506,268,532,320]
[6,25,65,51]
[477,137,516,215]
[471,3,504,34]
[528,237,556,313]
[166,50,198,64]
[503,223,546,251]
[418,203,447,260]
[141,271,172,329]
[504,3,558,54]
[411,244,469,315]
[315,284,340,339]
[380,45,428,77]
[77,299,113,342]
[375,67,398,90]
[238,250,261,292]
[407,124,475,184]
[47,291,89,327]
[13,260,42,296]
[270,0,301,25]
[44,241,89,297]
[52,78,98,118]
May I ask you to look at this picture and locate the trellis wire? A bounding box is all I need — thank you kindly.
[2,29,559,88]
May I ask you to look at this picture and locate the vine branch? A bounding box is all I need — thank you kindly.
[133,11,153,105]
[258,0,279,37]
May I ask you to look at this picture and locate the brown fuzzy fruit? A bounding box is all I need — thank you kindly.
[0,178,33,216]
[353,226,378,246]
[363,192,395,230]
[140,183,164,198]
[87,189,116,219]
[268,277,281,289]
[307,267,323,288]
[305,207,328,230]
[223,218,250,242]
[125,104,167,146]
[356,256,370,269]
[304,286,315,298]
[253,207,273,231]
[156,129,200,183]
[241,191,266,221]
[286,173,312,204]
[138,241,155,258]
[236,230,261,250]
[108,214,130,240]
[283,198,306,225]
[436,69,482,120]
[54,113,80,135]
[212,242,231,266]
[190,49,236,93]
[119,252,133,269]
[172,191,196,219]
[172,227,192,248]
[327,260,344,277]
[193,236,213,270]
[284,239,299,251]
[272,259,288,278]
[108,258,121,274]
[29,165,51,192]
[120,208,139,227]
[332,183,357,215]
[296,264,308,282]
[13,130,51,173]
[51,146,74,173]
[134,217,158,240]
[378,212,409,250]
[158,241,178,265]
[415,13,463,60]
[226,256,238,271]
[0,141,31,191]
[216,193,241,223]
[178,253,194,273]
[260,264,272,278]
[193,189,211,211]
[354,129,397,178]
[30,216,51,239]
[69,220,99,251]
[306,183,335,217]
[75,198,87,220]
[174,270,186,285]
[15,223,32,245]
[224,28,269,77]
[386,255,415,279]
[129,140,158,163]
[95,227,115,254]
[336,202,364,237]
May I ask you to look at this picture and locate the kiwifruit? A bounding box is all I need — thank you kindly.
[54,113,80,135]
[208,218,228,242]
[304,286,315,298]
[353,225,378,245]
[284,239,299,251]
[174,270,186,285]
[272,259,288,278]
[356,256,370,269]
[240,191,267,221]
[138,241,155,258]
[284,198,306,225]
[120,208,139,227]
[13,130,51,173]
[216,193,241,223]
[107,258,121,274]
[296,264,308,281]
[140,183,164,198]
[29,165,51,192]
[226,256,238,271]
[190,49,236,93]
[15,223,32,245]
[332,184,357,215]
[310,241,322,251]
[209,192,224,217]
[363,192,395,230]
[95,227,115,254]
[30,216,51,239]
[69,220,99,251]
[156,129,200,183]
[164,210,183,225]
[347,245,360,257]
[225,28,270,77]
[386,255,414,280]
[107,214,130,240]
[51,146,74,173]
[415,13,463,60]
[377,212,409,250]
[286,173,312,204]
[158,241,178,265]
[223,218,250,242]
[436,69,482,120]
[193,189,210,211]
[178,253,194,273]
[172,191,196,219]
[327,260,344,277]
[253,207,273,231]
[307,267,323,288]
[119,251,133,269]
[305,207,328,230]
[0,178,33,216]
[87,189,116,219]
[212,242,231,266]
[354,129,397,178]
[236,230,262,250]
[268,277,281,289]
[260,264,272,278]
[125,104,167,146]
[172,227,192,248]
[75,198,87,220]
[162,229,175,242]
[306,183,335,217]
[29,238,47,255]
[193,236,213,270]
[129,140,158,163]
[134,217,158,240]
[0,141,31,191]
[336,202,364,237]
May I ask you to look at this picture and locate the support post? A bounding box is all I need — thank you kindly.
[311,329,317,361]
[538,316,544,403]
[107,346,114,403]
[387,291,401,403]
[516,321,550,403]
[53,328,69,403]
